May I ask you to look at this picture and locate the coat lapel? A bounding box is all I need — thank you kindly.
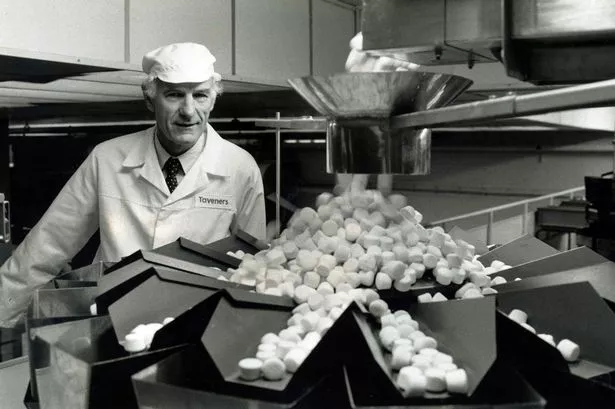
[122,127,169,195]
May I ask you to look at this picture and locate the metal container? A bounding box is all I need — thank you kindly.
[31,315,183,409]
[326,119,431,174]
[288,72,471,174]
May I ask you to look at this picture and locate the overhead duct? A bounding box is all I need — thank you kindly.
[288,71,472,174]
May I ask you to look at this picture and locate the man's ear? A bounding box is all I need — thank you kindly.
[143,94,154,112]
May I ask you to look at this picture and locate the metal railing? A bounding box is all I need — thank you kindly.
[428,186,586,245]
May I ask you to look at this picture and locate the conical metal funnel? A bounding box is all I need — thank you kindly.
[288,72,472,174]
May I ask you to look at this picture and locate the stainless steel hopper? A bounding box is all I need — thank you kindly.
[288,71,472,174]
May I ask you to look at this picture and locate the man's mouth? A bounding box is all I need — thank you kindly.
[175,123,197,128]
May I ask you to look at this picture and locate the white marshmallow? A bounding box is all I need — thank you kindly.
[491,260,506,270]
[300,311,321,332]
[276,340,296,359]
[432,292,448,302]
[521,323,536,334]
[327,268,346,287]
[425,368,447,392]
[279,329,302,343]
[315,192,334,208]
[394,275,415,292]
[350,243,365,258]
[316,316,334,335]
[455,283,479,299]
[334,245,351,263]
[410,262,426,279]
[379,326,401,350]
[462,288,483,299]
[297,251,318,271]
[417,293,433,303]
[293,285,316,304]
[383,260,406,280]
[508,309,528,325]
[238,358,263,381]
[469,272,490,287]
[261,357,286,380]
[375,272,393,290]
[557,339,580,362]
[317,282,335,296]
[435,268,453,285]
[392,347,414,370]
[423,253,438,269]
[397,368,427,397]
[481,287,498,296]
[381,251,396,265]
[538,333,556,346]
[303,271,320,289]
[437,362,458,373]
[359,270,376,287]
[408,247,424,263]
[266,247,287,266]
[308,293,325,311]
[284,348,308,373]
[261,333,281,345]
[358,254,378,272]
[381,313,397,328]
[414,336,437,351]
[345,223,362,242]
[258,343,277,353]
[315,254,337,277]
[397,324,416,339]
[446,369,469,394]
[343,258,359,273]
[123,332,147,353]
[293,303,311,315]
[256,350,276,361]
[491,276,507,286]
[364,288,380,304]
[345,272,361,288]
[369,299,389,318]
[380,236,395,251]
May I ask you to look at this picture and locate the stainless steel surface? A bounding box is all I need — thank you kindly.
[362,0,499,65]
[288,71,471,174]
[512,0,615,40]
[362,0,615,83]
[326,119,431,174]
[391,78,615,129]
[0,356,30,409]
[288,71,473,119]
[31,288,97,319]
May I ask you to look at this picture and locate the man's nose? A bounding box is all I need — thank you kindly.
[179,95,196,116]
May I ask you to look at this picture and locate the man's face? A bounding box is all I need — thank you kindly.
[147,79,217,155]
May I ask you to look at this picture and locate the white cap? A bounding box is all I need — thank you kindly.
[142,42,220,83]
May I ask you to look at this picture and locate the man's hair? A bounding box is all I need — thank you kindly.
[141,75,224,100]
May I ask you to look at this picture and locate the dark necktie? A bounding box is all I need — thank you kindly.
[163,157,183,193]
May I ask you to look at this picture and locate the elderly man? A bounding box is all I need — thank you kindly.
[0,42,266,326]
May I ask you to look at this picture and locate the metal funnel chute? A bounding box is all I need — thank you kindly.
[288,72,472,174]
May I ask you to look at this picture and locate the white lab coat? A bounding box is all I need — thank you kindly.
[0,124,266,326]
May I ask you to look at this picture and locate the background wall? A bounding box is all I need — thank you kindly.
[0,0,356,79]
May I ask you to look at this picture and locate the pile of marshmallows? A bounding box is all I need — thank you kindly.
[508,309,580,362]
[120,317,174,353]
[221,190,511,304]
[370,298,469,397]
[226,189,511,391]
[237,288,469,397]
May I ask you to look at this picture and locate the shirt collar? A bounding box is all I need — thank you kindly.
[153,126,205,174]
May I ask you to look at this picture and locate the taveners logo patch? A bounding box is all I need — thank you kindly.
[195,195,234,211]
